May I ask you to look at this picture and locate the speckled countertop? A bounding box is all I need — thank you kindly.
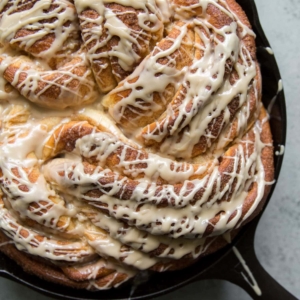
[0,0,299,299]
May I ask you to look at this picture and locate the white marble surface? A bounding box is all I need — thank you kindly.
[0,0,299,299]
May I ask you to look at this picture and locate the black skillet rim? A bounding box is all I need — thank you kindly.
[0,0,287,299]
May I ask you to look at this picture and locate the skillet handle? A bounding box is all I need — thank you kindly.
[193,222,297,299]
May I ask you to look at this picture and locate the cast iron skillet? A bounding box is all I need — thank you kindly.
[0,0,295,299]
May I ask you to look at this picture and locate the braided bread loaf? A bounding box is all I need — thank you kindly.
[0,0,274,291]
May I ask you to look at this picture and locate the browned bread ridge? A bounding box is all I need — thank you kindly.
[0,0,274,291]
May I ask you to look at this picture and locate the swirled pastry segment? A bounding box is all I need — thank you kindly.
[0,0,274,291]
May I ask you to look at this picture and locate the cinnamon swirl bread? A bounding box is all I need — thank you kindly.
[0,0,274,291]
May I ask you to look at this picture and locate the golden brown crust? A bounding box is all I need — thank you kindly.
[39,105,273,265]
[102,21,195,127]
[137,0,261,157]
[0,0,275,292]
[78,3,163,93]
[0,1,97,109]
[0,104,274,280]
[0,0,81,67]
[0,55,97,109]
[0,223,239,280]
[0,231,131,290]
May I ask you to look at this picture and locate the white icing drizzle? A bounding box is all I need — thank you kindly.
[0,124,76,229]
[265,47,274,55]
[0,50,97,109]
[0,0,274,291]
[141,10,240,144]
[0,0,80,60]
[82,206,215,261]
[0,240,14,247]
[86,227,159,270]
[223,233,261,296]
[155,0,172,23]
[103,0,259,159]
[104,20,191,125]
[275,145,285,156]
[267,79,283,115]
[43,118,269,240]
[0,201,93,261]
[75,0,163,91]
[155,43,257,158]
[278,79,283,93]
[232,246,262,296]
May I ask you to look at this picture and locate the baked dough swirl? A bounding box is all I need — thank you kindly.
[0,0,274,291]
